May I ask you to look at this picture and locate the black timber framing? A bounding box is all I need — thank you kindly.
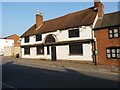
[21,39,94,48]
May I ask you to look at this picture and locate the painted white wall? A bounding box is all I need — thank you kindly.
[21,26,93,45]
[56,44,92,61]
[21,26,93,61]
[0,39,14,55]
[21,44,92,61]
[21,46,52,59]
[30,47,36,57]
[30,35,36,44]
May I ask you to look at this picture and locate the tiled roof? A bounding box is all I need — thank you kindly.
[4,34,19,39]
[21,7,97,37]
[94,11,120,30]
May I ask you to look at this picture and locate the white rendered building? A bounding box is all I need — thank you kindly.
[20,1,104,62]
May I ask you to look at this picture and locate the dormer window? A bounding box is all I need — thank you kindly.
[109,28,119,38]
[68,29,79,38]
[25,36,29,43]
[36,34,42,41]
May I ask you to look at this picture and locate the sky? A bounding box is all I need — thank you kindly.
[1,1,119,37]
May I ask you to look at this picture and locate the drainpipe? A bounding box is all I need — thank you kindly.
[93,35,98,66]
[94,40,97,65]
[91,26,97,65]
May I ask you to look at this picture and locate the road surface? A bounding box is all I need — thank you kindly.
[2,58,119,88]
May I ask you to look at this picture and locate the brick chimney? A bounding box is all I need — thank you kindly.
[36,10,43,30]
[94,0,104,19]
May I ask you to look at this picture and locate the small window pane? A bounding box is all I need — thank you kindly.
[117,49,120,53]
[112,54,116,57]
[109,30,113,33]
[117,54,120,58]
[107,54,111,58]
[109,34,113,38]
[107,49,110,53]
[111,49,116,53]
[113,29,118,33]
[114,33,118,37]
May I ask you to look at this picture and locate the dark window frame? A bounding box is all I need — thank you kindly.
[106,47,120,59]
[68,29,80,38]
[36,46,44,55]
[108,27,119,39]
[47,46,50,55]
[24,36,29,43]
[69,44,83,55]
[36,34,42,41]
[24,47,30,55]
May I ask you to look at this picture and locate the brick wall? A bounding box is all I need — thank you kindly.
[94,27,120,66]
[36,14,43,29]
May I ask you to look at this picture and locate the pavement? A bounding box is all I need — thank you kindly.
[2,56,119,74]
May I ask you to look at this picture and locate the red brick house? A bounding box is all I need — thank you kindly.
[4,34,21,46]
[93,11,120,66]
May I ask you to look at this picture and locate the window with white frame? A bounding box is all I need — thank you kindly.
[108,28,119,38]
[106,47,120,59]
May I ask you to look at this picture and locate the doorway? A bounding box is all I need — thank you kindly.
[51,46,57,61]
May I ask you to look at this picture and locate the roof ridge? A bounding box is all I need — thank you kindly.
[43,6,95,23]
[4,34,19,38]
[104,11,120,15]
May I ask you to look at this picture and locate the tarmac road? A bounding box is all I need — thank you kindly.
[2,58,120,88]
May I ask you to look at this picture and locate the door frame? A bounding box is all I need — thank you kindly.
[51,46,57,61]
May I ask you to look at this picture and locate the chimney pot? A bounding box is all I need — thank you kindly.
[36,10,42,15]
[94,0,101,8]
